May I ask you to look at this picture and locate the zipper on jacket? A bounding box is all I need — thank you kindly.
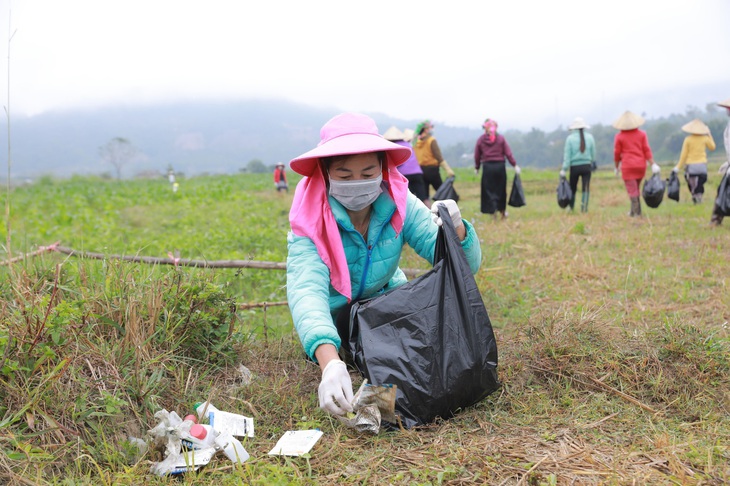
[353,206,395,301]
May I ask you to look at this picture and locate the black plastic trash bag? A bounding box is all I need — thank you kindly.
[508,174,526,207]
[557,176,572,208]
[642,173,665,208]
[667,171,680,202]
[716,172,730,216]
[432,176,459,203]
[346,206,500,429]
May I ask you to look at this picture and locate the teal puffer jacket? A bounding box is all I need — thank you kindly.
[287,191,482,360]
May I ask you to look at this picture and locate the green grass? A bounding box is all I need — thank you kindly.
[1,165,729,484]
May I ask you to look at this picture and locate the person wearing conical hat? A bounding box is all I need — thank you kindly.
[382,126,427,203]
[671,118,715,204]
[561,117,596,213]
[286,113,481,417]
[612,110,661,217]
[413,120,455,208]
[710,97,730,226]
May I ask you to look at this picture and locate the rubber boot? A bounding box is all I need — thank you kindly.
[633,196,642,217]
[581,191,589,213]
[629,197,638,217]
[569,194,576,212]
[710,204,724,226]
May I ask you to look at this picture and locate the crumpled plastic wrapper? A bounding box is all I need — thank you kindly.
[338,380,397,434]
[146,409,209,476]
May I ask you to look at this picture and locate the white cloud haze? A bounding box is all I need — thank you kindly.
[1,0,728,130]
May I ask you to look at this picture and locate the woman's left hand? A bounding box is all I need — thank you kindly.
[431,199,467,241]
[431,199,463,229]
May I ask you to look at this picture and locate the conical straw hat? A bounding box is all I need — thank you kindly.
[402,128,415,142]
[681,118,710,135]
[568,117,589,130]
[717,98,730,109]
[382,126,405,141]
[612,111,645,130]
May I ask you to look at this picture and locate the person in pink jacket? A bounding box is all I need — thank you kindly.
[612,111,660,217]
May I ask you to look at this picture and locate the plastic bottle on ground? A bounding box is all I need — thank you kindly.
[181,423,217,450]
[215,431,250,463]
[194,401,220,423]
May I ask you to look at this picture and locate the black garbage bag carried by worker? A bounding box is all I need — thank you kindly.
[667,171,680,202]
[432,176,459,203]
[508,174,526,208]
[557,176,572,208]
[642,173,665,208]
[716,172,730,216]
[346,206,500,429]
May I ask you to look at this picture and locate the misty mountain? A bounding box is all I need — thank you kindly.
[2,92,727,181]
[1,99,484,180]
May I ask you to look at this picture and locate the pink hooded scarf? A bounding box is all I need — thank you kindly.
[482,119,498,143]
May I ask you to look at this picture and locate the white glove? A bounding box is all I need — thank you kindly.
[559,170,566,178]
[514,165,521,175]
[317,359,353,416]
[719,161,729,175]
[431,199,463,229]
[672,166,679,173]
[615,164,621,177]
[651,163,661,174]
[474,168,479,176]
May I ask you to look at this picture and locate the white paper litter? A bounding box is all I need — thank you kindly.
[267,430,323,456]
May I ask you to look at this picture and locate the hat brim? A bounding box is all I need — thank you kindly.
[290,133,412,176]
[569,123,590,130]
[717,98,730,109]
[612,111,645,130]
[681,120,710,135]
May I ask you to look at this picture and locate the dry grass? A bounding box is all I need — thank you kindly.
[1,168,729,484]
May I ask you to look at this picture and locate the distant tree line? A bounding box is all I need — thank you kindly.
[442,104,727,169]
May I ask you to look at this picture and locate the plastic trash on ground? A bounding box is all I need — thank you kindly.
[195,401,255,438]
[338,380,397,434]
[145,406,250,476]
[268,430,323,456]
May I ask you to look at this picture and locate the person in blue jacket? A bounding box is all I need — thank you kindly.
[286,112,482,417]
[560,117,596,212]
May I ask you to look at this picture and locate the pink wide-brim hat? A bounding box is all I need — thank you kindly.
[290,113,412,176]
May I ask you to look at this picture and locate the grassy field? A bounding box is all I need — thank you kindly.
[1,164,729,485]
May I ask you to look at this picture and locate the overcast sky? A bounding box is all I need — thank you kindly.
[1,0,728,131]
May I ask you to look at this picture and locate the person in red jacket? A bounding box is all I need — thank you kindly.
[612,111,660,217]
[274,163,289,192]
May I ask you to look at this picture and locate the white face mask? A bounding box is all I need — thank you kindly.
[328,173,383,211]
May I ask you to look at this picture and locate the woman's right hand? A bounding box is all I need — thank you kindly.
[317,358,354,416]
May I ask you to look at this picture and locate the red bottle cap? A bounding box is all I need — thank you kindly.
[184,414,198,423]
[190,424,208,439]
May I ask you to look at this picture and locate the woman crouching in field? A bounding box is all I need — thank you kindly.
[285,113,481,417]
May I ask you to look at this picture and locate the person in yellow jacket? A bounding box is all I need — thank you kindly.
[672,118,716,204]
[412,120,454,208]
